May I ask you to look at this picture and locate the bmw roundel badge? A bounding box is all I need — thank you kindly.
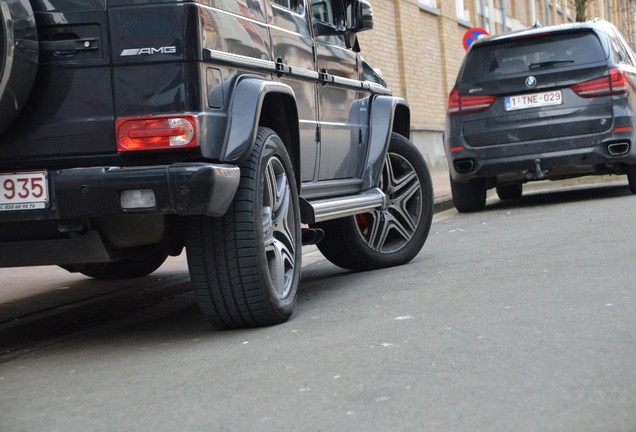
[526,76,537,88]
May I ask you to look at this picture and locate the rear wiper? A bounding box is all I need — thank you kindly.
[529,60,574,69]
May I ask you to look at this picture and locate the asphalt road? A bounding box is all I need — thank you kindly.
[1,182,635,432]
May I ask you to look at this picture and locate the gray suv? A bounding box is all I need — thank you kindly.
[445,20,636,212]
[0,0,433,328]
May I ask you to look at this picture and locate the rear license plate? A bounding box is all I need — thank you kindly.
[505,90,563,111]
[0,171,49,211]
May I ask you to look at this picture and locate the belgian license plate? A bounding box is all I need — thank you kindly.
[0,171,49,211]
[505,90,563,111]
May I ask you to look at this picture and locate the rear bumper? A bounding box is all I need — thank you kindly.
[0,163,241,223]
[446,133,636,183]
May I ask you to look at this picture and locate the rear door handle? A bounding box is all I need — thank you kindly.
[40,38,99,53]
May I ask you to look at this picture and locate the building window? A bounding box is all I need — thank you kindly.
[456,0,469,21]
[418,0,438,10]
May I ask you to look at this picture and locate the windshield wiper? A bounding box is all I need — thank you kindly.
[529,60,575,69]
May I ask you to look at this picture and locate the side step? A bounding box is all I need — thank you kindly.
[299,187,386,224]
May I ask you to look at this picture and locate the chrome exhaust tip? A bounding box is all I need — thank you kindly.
[607,142,630,156]
[454,159,475,173]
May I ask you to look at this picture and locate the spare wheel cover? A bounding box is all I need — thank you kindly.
[0,0,38,134]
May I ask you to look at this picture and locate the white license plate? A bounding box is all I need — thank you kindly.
[505,90,563,111]
[0,171,49,211]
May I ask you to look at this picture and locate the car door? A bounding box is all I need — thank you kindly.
[270,0,319,182]
[311,0,363,181]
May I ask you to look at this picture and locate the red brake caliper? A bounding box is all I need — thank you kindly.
[355,213,369,232]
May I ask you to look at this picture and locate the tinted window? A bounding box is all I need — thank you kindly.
[362,59,387,86]
[609,27,636,66]
[272,0,304,14]
[462,31,606,80]
[312,0,345,29]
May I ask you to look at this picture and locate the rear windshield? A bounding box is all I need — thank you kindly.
[462,31,606,80]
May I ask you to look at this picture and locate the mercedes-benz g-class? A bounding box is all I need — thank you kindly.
[0,0,433,328]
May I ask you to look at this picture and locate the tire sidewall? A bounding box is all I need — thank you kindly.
[450,176,486,212]
[0,0,38,134]
[627,165,636,194]
[250,129,301,314]
[496,183,522,200]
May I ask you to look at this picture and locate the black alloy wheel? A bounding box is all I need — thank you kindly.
[314,133,433,271]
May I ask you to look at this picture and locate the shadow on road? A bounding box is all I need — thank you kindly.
[0,259,357,360]
[483,182,631,213]
[0,269,192,359]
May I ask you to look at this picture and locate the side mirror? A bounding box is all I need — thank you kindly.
[350,0,373,33]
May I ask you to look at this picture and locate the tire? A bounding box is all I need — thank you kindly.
[314,132,433,271]
[627,165,636,194]
[450,176,486,212]
[62,246,169,279]
[496,183,522,200]
[0,0,38,134]
[185,127,301,329]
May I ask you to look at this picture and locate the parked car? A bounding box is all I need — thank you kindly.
[444,20,636,212]
[0,0,434,329]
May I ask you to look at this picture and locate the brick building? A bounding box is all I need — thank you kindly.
[357,0,636,169]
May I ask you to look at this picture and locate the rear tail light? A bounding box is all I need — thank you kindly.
[614,126,633,133]
[571,68,629,98]
[448,88,496,115]
[116,115,197,152]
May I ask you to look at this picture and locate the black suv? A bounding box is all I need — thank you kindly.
[0,0,433,328]
[445,20,636,212]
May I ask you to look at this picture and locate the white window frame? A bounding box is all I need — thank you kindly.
[456,0,467,20]
[418,0,438,10]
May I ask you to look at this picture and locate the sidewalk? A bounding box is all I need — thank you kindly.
[431,168,451,198]
[431,169,454,212]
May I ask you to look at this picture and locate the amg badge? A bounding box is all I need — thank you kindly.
[120,46,177,56]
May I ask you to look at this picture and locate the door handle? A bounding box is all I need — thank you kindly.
[40,38,99,53]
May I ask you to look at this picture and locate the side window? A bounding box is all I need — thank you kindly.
[311,0,330,23]
[607,32,629,65]
[272,0,304,14]
[311,0,345,30]
[622,40,636,66]
[362,58,387,87]
[612,28,636,66]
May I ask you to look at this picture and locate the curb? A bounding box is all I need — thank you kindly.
[434,196,455,214]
